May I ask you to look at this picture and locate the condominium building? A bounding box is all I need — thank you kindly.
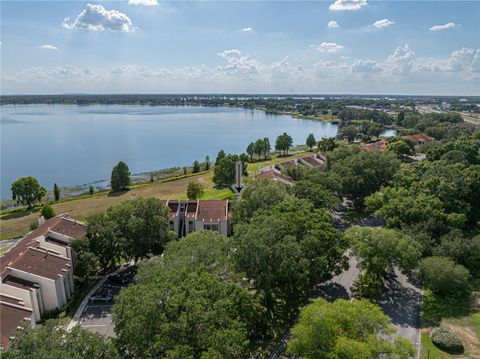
[0,214,87,349]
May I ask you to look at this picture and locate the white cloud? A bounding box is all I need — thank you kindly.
[372,19,394,29]
[329,0,367,11]
[429,22,456,31]
[128,0,158,5]
[63,4,135,32]
[311,42,344,53]
[328,21,339,28]
[241,27,253,32]
[386,44,415,75]
[39,44,58,50]
[352,59,382,73]
[217,49,261,76]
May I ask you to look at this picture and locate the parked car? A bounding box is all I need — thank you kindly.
[108,274,129,285]
[89,294,113,304]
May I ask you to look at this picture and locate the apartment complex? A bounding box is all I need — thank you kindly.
[0,214,87,349]
[166,200,230,238]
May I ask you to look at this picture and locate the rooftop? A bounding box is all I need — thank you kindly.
[196,200,229,223]
[0,302,32,348]
[8,247,70,280]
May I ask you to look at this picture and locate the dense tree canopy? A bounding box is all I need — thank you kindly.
[275,132,293,156]
[287,299,414,359]
[230,179,290,224]
[419,256,470,295]
[330,150,400,204]
[3,320,119,359]
[11,176,46,208]
[306,133,316,150]
[234,197,348,325]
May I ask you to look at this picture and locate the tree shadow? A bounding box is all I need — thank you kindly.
[378,277,422,328]
[314,282,350,302]
[1,208,39,220]
[107,189,130,197]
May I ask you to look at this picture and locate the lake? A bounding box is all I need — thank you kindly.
[0,104,394,199]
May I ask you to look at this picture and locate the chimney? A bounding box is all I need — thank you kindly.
[38,215,45,226]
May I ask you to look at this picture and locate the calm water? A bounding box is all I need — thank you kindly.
[0,104,394,199]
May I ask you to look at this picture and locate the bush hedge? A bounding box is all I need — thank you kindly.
[430,327,464,354]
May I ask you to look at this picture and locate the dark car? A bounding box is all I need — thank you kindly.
[89,294,113,304]
[108,274,129,285]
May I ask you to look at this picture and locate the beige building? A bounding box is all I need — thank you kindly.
[0,214,87,348]
[166,200,230,238]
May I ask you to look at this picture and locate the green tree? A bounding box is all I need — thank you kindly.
[287,299,414,359]
[254,138,265,160]
[215,149,226,165]
[183,166,187,175]
[433,231,480,279]
[213,154,247,187]
[419,256,470,295]
[331,150,400,204]
[192,160,200,173]
[86,213,123,271]
[345,227,421,298]
[41,203,56,220]
[234,197,348,325]
[262,137,271,159]
[187,181,205,199]
[246,142,255,161]
[89,185,94,195]
[275,132,293,156]
[11,176,46,209]
[3,320,120,359]
[110,161,131,192]
[71,238,98,281]
[317,137,337,153]
[337,125,359,143]
[113,269,259,359]
[306,133,316,151]
[205,155,211,170]
[230,179,290,224]
[290,179,340,210]
[53,183,60,202]
[109,198,172,262]
[387,139,414,158]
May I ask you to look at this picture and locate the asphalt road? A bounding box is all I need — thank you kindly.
[80,303,115,337]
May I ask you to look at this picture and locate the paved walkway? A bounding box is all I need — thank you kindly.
[67,261,133,331]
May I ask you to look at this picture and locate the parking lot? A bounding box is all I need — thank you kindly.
[79,266,137,337]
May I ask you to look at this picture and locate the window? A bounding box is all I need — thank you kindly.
[204,223,219,232]
[169,221,174,230]
[189,221,194,232]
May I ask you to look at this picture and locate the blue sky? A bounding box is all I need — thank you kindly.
[1,0,479,95]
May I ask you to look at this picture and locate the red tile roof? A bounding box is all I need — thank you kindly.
[196,200,228,223]
[2,275,39,290]
[256,170,295,185]
[404,133,434,144]
[0,214,85,279]
[8,247,70,280]
[361,140,388,151]
[0,302,32,348]
[300,156,325,168]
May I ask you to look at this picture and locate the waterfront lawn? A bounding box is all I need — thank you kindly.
[0,150,314,240]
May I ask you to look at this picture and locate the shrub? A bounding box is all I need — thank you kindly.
[41,203,56,219]
[30,221,39,230]
[430,327,464,354]
[419,256,470,295]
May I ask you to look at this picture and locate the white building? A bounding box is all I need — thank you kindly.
[0,214,87,348]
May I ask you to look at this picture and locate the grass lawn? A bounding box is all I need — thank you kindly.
[0,151,312,240]
[0,244,14,256]
[421,292,480,359]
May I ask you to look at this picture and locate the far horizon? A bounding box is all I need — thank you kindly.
[1,1,479,96]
